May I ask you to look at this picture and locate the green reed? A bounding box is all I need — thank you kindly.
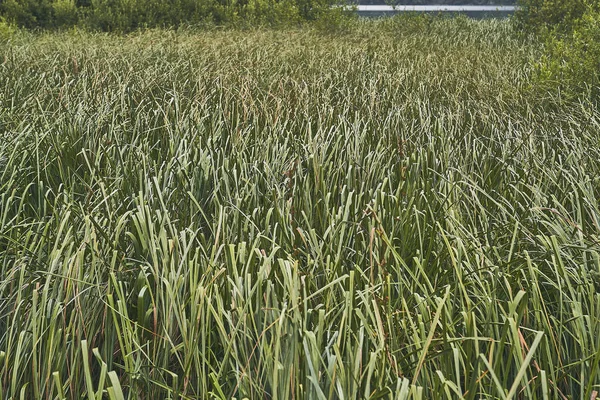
[1,16,599,399]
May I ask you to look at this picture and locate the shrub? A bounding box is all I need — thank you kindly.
[514,0,592,34]
[0,0,78,28]
[516,0,600,100]
[0,17,18,39]
[536,8,600,100]
[52,0,78,26]
[0,0,341,30]
[312,5,357,33]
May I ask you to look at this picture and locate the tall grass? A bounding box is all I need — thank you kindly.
[1,17,600,399]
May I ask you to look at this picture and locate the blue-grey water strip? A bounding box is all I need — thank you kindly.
[353,5,516,12]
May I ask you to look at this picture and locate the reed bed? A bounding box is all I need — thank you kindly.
[1,17,600,399]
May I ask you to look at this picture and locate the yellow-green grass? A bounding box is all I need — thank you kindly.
[1,17,600,399]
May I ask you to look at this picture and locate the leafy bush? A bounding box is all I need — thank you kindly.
[514,0,593,33]
[516,0,600,100]
[312,5,357,33]
[536,8,600,99]
[0,0,342,30]
[0,17,18,39]
[0,0,78,28]
[52,0,78,26]
[87,0,247,30]
[0,0,52,28]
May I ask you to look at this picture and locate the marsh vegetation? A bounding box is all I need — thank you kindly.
[1,14,600,400]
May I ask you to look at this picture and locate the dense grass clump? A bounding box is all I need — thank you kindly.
[1,17,600,399]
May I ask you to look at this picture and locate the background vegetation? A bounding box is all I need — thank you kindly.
[1,0,598,101]
[1,0,600,399]
[516,0,600,100]
[0,0,340,30]
[2,15,600,399]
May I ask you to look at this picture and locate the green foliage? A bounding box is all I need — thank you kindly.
[514,0,592,33]
[0,0,340,30]
[85,0,210,30]
[0,0,78,28]
[516,0,600,100]
[0,0,52,28]
[536,8,600,100]
[0,17,18,39]
[312,6,357,34]
[52,0,78,26]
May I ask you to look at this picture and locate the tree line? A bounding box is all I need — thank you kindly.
[0,0,338,30]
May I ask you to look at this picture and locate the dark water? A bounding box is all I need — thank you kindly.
[354,5,515,18]
[357,0,516,4]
